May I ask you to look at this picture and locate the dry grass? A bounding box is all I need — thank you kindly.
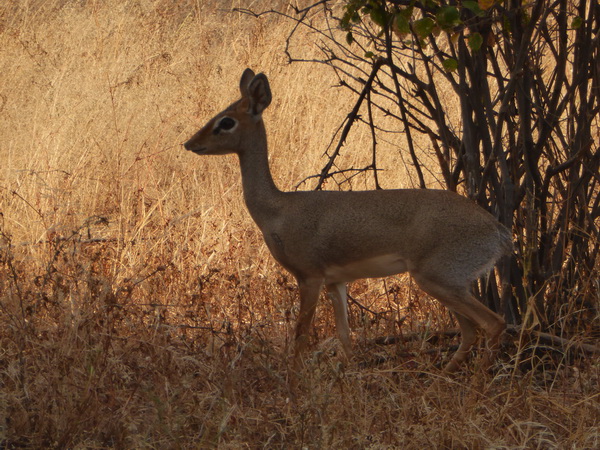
[0,1,598,448]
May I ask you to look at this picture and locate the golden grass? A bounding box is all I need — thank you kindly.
[1,1,598,447]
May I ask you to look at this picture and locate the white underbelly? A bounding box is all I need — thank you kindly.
[324,254,410,284]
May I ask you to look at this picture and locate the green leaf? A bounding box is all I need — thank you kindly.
[364,51,375,59]
[340,13,351,31]
[346,31,354,45]
[436,6,461,30]
[442,58,458,72]
[462,1,484,16]
[414,17,435,39]
[478,0,496,10]
[468,32,484,51]
[502,15,512,35]
[394,13,411,36]
[398,6,413,20]
[341,2,362,31]
[369,6,388,28]
[571,16,583,29]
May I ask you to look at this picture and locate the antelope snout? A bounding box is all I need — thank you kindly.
[183,140,205,153]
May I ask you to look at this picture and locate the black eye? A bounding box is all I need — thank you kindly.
[218,117,236,130]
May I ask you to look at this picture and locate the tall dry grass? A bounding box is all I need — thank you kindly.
[0,0,598,448]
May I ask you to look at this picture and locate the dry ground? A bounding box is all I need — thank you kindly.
[0,1,598,448]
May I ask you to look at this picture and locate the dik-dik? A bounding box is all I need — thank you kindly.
[184,69,513,373]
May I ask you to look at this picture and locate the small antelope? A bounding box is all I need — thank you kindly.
[184,68,512,373]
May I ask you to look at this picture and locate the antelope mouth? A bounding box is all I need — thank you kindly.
[183,141,206,153]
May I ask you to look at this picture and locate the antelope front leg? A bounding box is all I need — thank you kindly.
[293,278,323,369]
[326,282,353,360]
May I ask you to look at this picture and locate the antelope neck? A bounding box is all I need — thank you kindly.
[237,122,284,223]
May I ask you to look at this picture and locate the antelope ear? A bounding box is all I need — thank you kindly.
[239,68,256,97]
[247,73,272,116]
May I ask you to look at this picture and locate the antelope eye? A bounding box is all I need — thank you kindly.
[218,117,236,130]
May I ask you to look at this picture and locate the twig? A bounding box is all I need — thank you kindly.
[372,325,600,357]
[505,324,600,356]
[315,58,387,189]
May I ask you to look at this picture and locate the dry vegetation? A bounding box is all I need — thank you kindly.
[0,0,598,448]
